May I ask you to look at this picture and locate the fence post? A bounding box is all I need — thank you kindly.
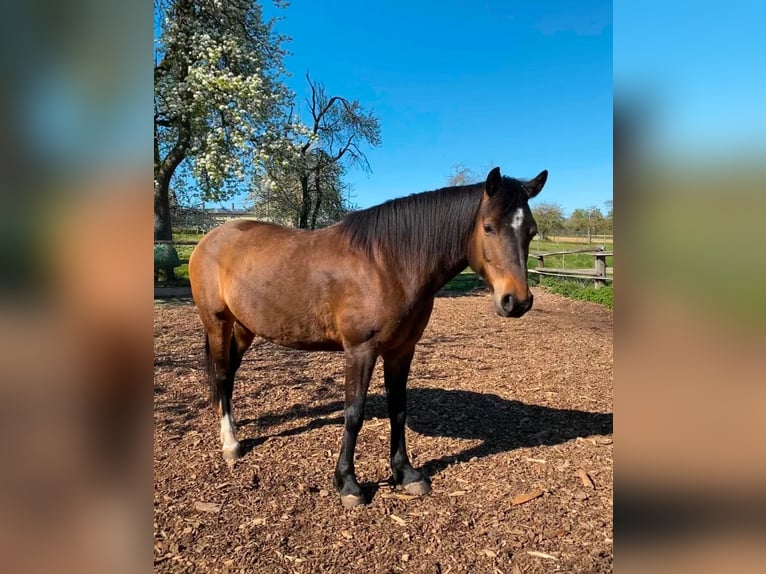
[594,253,606,289]
[532,254,544,285]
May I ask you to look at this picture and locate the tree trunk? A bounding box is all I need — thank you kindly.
[154,177,173,241]
[154,119,190,279]
[309,166,323,230]
[298,175,311,229]
[154,174,176,281]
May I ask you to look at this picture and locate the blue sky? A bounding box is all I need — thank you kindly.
[260,0,613,214]
[614,0,766,160]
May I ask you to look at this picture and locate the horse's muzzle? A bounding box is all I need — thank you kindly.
[495,292,533,318]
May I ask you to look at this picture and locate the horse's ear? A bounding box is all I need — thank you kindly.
[485,167,502,196]
[523,170,548,198]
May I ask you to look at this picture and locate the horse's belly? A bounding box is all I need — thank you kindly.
[266,338,344,352]
[257,326,344,351]
[237,301,344,352]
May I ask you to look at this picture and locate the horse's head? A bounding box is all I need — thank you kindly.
[468,167,548,318]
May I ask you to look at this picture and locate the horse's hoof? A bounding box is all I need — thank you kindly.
[403,480,431,496]
[222,442,241,462]
[340,494,365,509]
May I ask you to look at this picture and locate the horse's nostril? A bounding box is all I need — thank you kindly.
[500,293,513,311]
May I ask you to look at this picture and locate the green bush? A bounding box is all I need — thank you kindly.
[154,243,181,268]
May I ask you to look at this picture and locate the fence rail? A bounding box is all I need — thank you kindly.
[545,234,613,244]
[528,247,613,288]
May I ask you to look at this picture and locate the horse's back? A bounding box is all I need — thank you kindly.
[193,219,295,253]
[190,220,296,308]
[191,219,304,272]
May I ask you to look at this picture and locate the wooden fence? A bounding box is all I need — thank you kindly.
[527,246,613,288]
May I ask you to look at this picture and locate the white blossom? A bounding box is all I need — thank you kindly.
[155,0,304,199]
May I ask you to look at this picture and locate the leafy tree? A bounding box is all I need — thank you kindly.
[252,73,380,229]
[589,206,608,236]
[604,199,613,233]
[567,206,606,243]
[154,0,300,247]
[531,202,565,240]
[567,208,589,235]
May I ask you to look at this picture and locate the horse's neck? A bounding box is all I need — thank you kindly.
[426,255,470,293]
[344,184,481,300]
[400,224,474,300]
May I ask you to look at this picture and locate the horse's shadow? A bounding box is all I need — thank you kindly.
[405,389,612,476]
[238,387,612,497]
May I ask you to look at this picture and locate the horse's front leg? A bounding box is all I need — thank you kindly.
[333,345,377,508]
[383,347,431,495]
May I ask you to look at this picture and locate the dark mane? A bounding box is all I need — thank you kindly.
[338,184,482,278]
[337,177,530,280]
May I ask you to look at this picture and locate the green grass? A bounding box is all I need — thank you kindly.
[441,268,484,293]
[527,240,614,308]
[441,269,613,309]
[531,275,613,309]
[173,231,205,242]
[442,240,616,308]
[166,231,204,281]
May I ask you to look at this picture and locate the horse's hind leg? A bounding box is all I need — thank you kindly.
[204,319,254,462]
[204,319,237,460]
[227,322,255,429]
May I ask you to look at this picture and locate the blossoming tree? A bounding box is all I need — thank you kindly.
[154,0,303,248]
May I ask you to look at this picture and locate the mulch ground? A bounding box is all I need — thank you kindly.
[154,287,613,573]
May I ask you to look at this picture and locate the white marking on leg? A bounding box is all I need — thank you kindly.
[220,408,240,460]
[510,207,525,231]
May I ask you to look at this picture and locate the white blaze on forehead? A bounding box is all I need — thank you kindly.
[510,207,525,231]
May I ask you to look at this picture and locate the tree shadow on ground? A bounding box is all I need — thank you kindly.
[237,387,612,484]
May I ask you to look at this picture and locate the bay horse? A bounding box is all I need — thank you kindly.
[189,166,547,508]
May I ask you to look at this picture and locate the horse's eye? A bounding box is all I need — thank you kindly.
[483,224,494,234]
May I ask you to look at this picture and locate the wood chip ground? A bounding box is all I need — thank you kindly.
[154,288,613,573]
